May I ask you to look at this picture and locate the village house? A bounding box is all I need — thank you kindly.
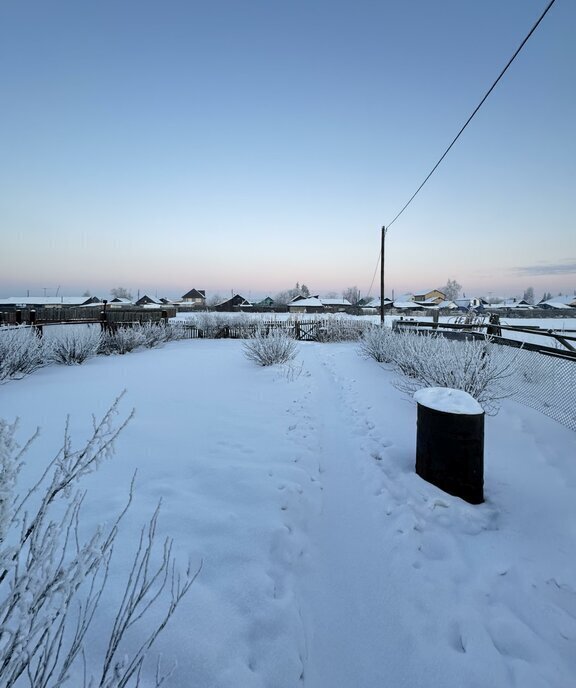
[538,295,576,309]
[255,296,275,308]
[489,298,533,310]
[181,289,206,308]
[453,297,487,311]
[135,295,173,307]
[411,289,446,305]
[321,298,351,313]
[214,294,252,312]
[287,297,325,314]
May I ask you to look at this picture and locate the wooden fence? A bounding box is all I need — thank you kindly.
[392,319,576,358]
[0,306,176,327]
[178,319,370,342]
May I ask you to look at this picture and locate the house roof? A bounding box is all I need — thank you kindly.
[539,299,575,309]
[182,289,206,299]
[363,297,393,308]
[320,298,351,306]
[288,297,324,308]
[413,289,445,297]
[136,295,163,305]
[0,296,94,306]
[393,300,419,309]
[489,300,532,309]
[215,294,251,307]
[414,297,439,305]
[290,294,320,303]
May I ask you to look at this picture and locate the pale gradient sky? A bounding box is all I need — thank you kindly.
[1,0,574,301]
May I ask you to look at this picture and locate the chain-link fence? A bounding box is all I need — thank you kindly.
[508,347,576,432]
[393,320,576,433]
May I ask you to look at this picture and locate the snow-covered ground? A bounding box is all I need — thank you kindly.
[1,339,575,687]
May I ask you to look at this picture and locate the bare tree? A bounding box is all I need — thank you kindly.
[439,279,462,301]
[522,287,535,304]
[342,286,361,305]
[206,293,223,308]
[274,284,307,305]
[110,287,133,300]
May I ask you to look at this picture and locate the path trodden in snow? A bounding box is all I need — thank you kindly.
[295,345,418,687]
[292,343,576,688]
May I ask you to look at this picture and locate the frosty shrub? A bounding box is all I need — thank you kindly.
[140,321,171,348]
[99,325,147,355]
[0,325,49,381]
[229,312,262,338]
[50,325,102,364]
[0,396,197,687]
[389,331,520,414]
[187,313,223,338]
[165,321,190,342]
[243,328,298,366]
[316,316,371,343]
[358,324,397,362]
[188,312,263,338]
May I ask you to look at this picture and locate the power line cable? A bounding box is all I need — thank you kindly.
[385,0,557,230]
[366,252,381,298]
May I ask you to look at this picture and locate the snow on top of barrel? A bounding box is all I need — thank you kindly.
[414,387,483,415]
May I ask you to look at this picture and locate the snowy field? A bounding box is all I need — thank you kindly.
[1,339,576,687]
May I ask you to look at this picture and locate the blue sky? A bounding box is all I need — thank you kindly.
[1,0,574,301]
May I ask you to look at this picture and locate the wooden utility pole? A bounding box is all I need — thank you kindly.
[380,226,387,324]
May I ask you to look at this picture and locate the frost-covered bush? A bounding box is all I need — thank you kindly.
[389,331,519,414]
[165,321,190,342]
[139,321,171,348]
[187,312,262,338]
[243,328,298,366]
[0,397,197,687]
[0,326,49,381]
[140,321,190,347]
[229,312,262,338]
[316,316,370,343]
[99,325,147,355]
[50,325,102,364]
[359,324,397,362]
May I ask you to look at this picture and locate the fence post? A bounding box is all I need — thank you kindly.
[29,309,43,337]
[487,313,501,337]
[100,300,108,332]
